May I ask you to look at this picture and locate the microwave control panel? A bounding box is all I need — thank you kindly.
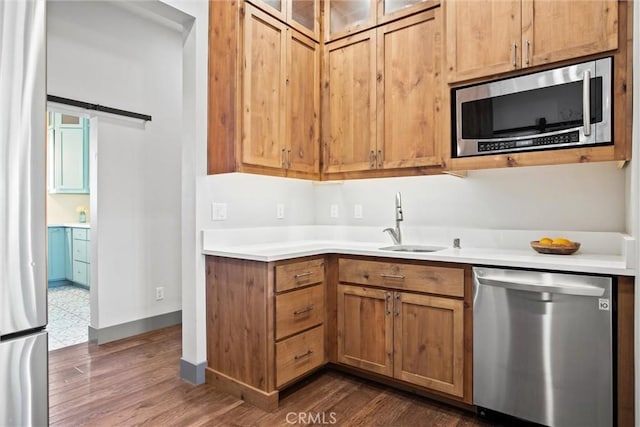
[477,131,580,154]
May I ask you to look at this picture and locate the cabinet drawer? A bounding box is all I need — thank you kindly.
[72,260,88,285]
[72,227,88,241]
[275,258,325,292]
[276,325,324,387]
[338,258,464,297]
[275,284,324,340]
[73,239,89,263]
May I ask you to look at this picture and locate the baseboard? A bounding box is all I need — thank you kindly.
[47,279,72,288]
[88,310,182,344]
[180,359,207,385]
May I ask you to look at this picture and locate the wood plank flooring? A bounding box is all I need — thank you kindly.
[49,325,492,426]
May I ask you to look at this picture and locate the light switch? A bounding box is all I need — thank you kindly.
[276,203,285,219]
[212,202,227,221]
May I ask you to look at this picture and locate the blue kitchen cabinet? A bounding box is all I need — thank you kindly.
[47,227,67,283]
[47,112,90,194]
[71,228,90,288]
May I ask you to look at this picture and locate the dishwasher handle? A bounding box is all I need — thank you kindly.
[476,276,605,297]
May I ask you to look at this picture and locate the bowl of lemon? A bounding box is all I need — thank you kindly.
[530,237,580,255]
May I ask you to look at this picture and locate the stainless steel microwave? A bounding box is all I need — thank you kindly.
[453,57,612,158]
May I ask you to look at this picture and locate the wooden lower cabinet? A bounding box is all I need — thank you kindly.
[337,285,393,376]
[393,292,464,397]
[337,284,465,398]
[206,255,327,411]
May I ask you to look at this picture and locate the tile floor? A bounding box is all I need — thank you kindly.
[47,285,90,350]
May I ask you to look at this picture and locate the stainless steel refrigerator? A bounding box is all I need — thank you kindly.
[0,0,48,425]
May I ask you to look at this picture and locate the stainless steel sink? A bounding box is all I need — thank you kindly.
[379,244,446,253]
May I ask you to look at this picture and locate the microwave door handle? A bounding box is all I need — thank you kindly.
[476,276,604,297]
[583,70,591,136]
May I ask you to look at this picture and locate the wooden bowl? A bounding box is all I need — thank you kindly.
[530,241,580,255]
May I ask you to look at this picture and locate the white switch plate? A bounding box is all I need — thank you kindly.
[354,204,363,219]
[330,204,339,218]
[155,286,164,301]
[211,202,227,221]
[276,203,285,219]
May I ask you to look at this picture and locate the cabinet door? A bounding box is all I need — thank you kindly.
[64,228,73,281]
[445,0,521,83]
[521,0,617,67]
[286,30,319,173]
[379,0,438,24]
[47,227,66,282]
[50,113,89,194]
[248,0,287,21]
[289,0,320,41]
[324,30,377,173]
[242,5,287,170]
[393,292,464,397]
[324,0,376,42]
[377,9,442,169]
[337,285,393,377]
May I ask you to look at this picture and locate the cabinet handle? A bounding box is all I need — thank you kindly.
[394,292,400,317]
[525,39,530,65]
[281,148,287,168]
[512,43,517,67]
[294,349,313,360]
[287,149,292,168]
[294,271,312,279]
[377,150,382,168]
[293,306,314,315]
[380,273,404,280]
[369,150,375,168]
[385,292,391,315]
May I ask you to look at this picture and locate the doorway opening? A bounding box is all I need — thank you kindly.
[46,109,92,350]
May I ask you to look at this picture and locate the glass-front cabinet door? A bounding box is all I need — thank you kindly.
[379,0,438,24]
[289,0,319,40]
[248,0,286,22]
[325,0,376,42]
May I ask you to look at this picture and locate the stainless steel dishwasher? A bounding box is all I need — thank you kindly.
[473,267,614,427]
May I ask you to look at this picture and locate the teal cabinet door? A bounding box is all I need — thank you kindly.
[48,112,90,194]
[47,227,66,282]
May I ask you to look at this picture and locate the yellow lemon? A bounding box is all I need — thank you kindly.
[539,237,553,245]
[552,237,572,246]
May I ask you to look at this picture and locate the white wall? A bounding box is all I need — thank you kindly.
[47,1,183,328]
[315,162,627,232]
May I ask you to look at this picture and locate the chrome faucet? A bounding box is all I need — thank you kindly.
[383,192,403,245]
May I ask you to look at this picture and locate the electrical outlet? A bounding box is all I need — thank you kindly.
[330,204,339,218]
[155,287,164,301]
[276,203,285,219]
[354,204,363,219]
[211,202,227,221]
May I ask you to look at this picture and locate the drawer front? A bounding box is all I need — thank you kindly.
[276,325,324,387]
[275,284,324,340]
[73,239,89,263]
[275,258,325,292]
[338,258,464,297]
[72,227,88,241]
[72,261,88,285]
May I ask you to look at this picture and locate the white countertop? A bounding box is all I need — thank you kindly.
[48,222,90,229]
[202,226,635,276]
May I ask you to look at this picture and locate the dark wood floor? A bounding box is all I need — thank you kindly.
[49,325,492,426]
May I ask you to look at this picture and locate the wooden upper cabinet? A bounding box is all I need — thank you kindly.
[521,0,618,67]
[324,30,377,173]
[446,0,619,83]
[393,292,464,397]
[445,0,522,82]
[208,2,319,178]
[249,0,320,40]
[377,9,442,169]
[242,7,288,170]
[287,30,320,173]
